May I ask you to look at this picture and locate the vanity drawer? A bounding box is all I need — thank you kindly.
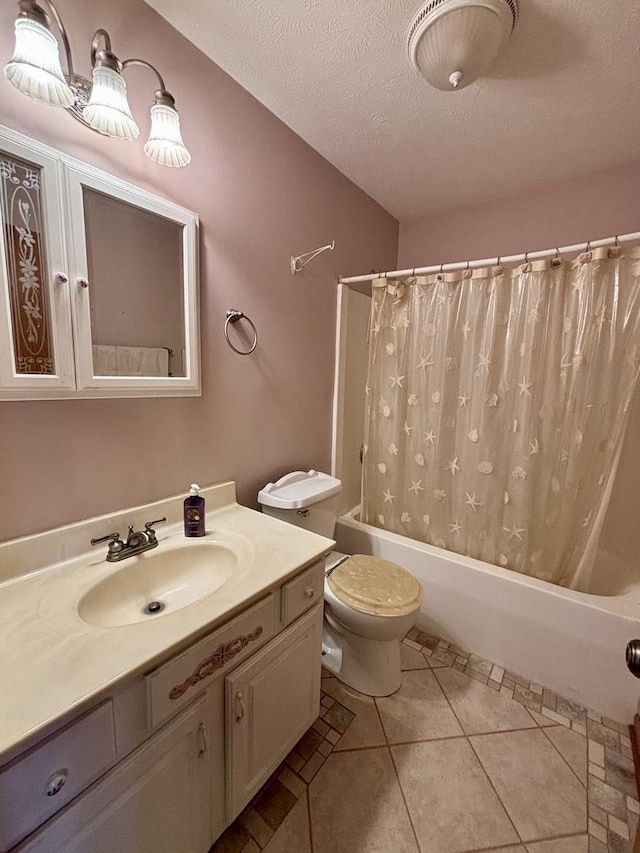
[0,700,116,851]
[281,560,324,626]
[147,593,276,729]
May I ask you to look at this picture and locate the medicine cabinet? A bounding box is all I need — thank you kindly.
[0,125,200,400]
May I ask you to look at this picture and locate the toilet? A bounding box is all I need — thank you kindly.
[258,470,423,696]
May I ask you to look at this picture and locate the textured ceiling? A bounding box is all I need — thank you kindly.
[145,0,640,220]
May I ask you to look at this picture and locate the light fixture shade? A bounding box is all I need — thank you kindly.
[408,0,517,91]
[143,104,191,168]
[4,17,74,107]
[83,65,139,139]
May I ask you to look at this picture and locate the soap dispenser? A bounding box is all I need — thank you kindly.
[184,484,205,537]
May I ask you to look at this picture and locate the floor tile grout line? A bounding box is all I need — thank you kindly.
[465,732,525,845]
[373,689,391,747]
[460,827,590,853]
[538,722,588,791]
[435,663,525,846]
[456,722,579,739]
[387,744,423,853]
[370,676,426,849]
[333,742,392,754]
[525,707,545,728]
[306,789,315,853]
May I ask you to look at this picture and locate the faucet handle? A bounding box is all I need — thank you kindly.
[144,517,167,541]
[91,531,121,546]
[90,531,124,555]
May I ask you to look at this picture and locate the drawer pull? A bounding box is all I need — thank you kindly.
[235,692,245,723]
[305,587,316,598]
[198,722,208,756]
[46,770,68,797]
[169,626,263,700]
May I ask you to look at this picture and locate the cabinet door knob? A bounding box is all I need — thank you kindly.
[54,272,68,285]
[77,277,89,289]
[235,691,245,722]
[305,587,316,598]
[46,769,68,797]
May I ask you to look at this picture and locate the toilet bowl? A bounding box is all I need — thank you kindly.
[258,471,423,696]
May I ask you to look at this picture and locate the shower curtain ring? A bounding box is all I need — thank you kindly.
[466,260,470,271]
[524,251,529,263]
[586,240,592,252]
[614,236,619,248]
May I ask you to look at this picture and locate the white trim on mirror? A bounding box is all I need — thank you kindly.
[0,124,200,400]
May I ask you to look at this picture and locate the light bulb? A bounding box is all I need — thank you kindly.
[83,65,139,139]
[143,103,191,168]
[4,16,74,107]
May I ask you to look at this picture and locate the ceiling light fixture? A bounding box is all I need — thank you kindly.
[4,0,191,167]
[407,0,518,91]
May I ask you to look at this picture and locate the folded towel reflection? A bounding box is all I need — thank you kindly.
[92,345,170,377]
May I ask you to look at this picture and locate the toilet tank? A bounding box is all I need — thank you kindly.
[258,470,342,539]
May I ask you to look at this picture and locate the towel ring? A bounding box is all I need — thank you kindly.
[225,309,258,355]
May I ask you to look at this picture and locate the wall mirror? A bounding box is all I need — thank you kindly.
[0,125,200,400]
[84,189,186,378]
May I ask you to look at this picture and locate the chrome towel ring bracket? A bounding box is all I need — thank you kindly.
[224,309,258,355]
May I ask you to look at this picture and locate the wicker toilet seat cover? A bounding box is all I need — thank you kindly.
[328,554,422,617]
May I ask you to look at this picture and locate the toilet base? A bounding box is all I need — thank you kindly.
[321,617,402,697]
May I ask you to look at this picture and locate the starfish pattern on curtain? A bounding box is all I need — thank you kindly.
[361,247,640,591]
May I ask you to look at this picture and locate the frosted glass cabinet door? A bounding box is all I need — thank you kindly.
[17,695,211,853]
[0,139,74,396]
[225,603,323,821]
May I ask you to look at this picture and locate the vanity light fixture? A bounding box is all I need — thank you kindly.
[4,0,191,167]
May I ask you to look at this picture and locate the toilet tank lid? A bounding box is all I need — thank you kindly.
[258,470,342,509]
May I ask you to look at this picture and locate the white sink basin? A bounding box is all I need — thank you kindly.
[78,540,239,628]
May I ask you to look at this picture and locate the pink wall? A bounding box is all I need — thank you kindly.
[398,160,640,268]
[0,0,398,540]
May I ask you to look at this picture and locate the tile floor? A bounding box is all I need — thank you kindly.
[212,632,640,853]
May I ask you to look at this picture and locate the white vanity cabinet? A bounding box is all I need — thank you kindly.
[226,604,322,819]
[10,559,325,853]
[17,695,211,853]
[0,125,200,400]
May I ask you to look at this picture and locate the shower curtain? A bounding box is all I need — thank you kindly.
[361,246,640,590]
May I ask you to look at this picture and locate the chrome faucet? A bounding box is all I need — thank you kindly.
[91,517,167,562]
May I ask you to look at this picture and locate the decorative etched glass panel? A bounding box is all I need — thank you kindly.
[0,152,54,374]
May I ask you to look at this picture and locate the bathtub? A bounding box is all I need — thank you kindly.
[335,507,640,723]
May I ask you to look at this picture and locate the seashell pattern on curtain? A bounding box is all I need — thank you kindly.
[361,247,640,591]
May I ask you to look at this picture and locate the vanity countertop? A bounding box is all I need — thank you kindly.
[0,482,333,763]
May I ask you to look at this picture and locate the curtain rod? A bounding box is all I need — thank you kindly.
[338,231,640,285]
